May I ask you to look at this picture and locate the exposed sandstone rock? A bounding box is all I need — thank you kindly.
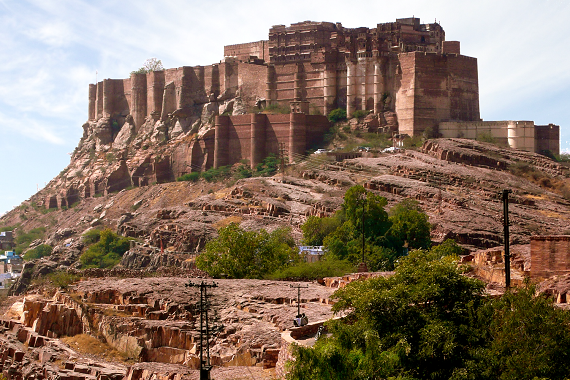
[113,116,136,150]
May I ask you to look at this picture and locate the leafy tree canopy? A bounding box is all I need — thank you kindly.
[288,250,570,380]
[196,223,298,278]
[302,185,431,271]
[386,198,431,251]
[79,229,131,268]
[131,58,164,75]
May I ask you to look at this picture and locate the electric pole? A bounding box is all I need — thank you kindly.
[290,284,308,318]
[358,193,368,272]
[502,189,512,289]
[279,142,287,182]
[186,280,221,380]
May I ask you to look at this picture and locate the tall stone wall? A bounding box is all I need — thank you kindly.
[531,236,570,280]
[224,40,269,62]
[88,60,268,130]
[212,113,329,170]
[397,51,480,136]
[535,124,560,156]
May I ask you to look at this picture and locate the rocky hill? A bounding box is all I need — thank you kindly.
[2,118,570,377]
[3,133,570,257]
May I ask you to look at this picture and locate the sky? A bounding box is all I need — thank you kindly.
[0,0,569,216]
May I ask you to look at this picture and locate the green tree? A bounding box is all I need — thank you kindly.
[288,250,486,380]
[301,215,341,246]
[341,185,391,242]
[79,229,131,268]
[288,250,570,380]
[328,108,347,123]
[23,244,52,261]
[131,58,164,74]
[256,154,279,177]
[386,198,431,252]
[431,238,464,258]
[460,284,570,380]
[196,224,297,278]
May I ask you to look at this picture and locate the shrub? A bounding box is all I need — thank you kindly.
[201,166,231,182]
[351,109,368,119]
[196,224,297,279]
[15,227,46,256]
[328,108,347,123]
[264,103,290,114]
[23,244,52,261]
[48,271,80,289]
[177,172,200,182]
[79,229,132,268]
[82,228,102,245]
[234,164,253,179]
[256,154,279,177]
[267,257,354,281]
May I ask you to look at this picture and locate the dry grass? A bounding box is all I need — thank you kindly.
[61,334,136,364]
[538,210,563,219]
[214,215,243,230]
[523,194,547,200]
[102,307,132,318]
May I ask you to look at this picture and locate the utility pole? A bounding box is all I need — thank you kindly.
[279,142,286,182]
[361,196,365,263]
[502,189,512,289]
[358,193,368,272]
[186,280,220,380]
[290,284,308,318]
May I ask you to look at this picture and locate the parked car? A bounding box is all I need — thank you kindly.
[314,149,328,154]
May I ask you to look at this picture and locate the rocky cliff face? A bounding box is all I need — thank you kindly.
[41,91,249,211]
[4,137,570,276]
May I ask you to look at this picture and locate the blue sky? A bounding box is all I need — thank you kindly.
[1,0,569,216]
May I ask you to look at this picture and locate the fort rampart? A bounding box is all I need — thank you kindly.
[88,59,269,131]
[213,113,330,169]
[531,236,570,280]
[440,121,560,155]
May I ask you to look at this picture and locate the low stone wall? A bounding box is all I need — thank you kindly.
[275,319,329,379]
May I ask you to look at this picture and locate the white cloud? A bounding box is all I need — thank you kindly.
[0,110,65,144]
[25,21,73,47]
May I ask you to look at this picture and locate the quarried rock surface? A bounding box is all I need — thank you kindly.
[1,277,336,378]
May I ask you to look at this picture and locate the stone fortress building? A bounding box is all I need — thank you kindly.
[87,17,559,168]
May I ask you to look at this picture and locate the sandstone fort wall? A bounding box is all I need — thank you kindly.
[224,40,269,62]
[531,236,570,280]
[440,120,559,154]
[88,61,268,131]
[212,113,329,170]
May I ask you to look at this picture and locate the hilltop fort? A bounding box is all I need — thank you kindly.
[88,17,558,166]
[34,17,560,209]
